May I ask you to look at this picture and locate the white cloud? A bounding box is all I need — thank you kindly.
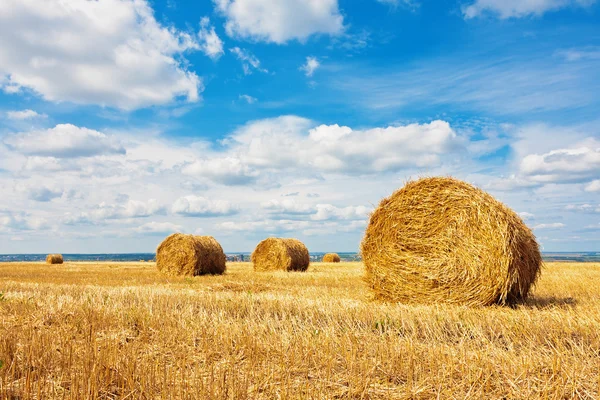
[0,0,202,110]
[300,57,320,77]
[198,17,224,60]
[133,221,183,235]
[214,0,344,44]
[239,94,257,104]
[182,157,259,185]
[172,195,238,217]
[518,212,535,221]
[6,109,46,120]
[261,199,371,222]
[4,124,125,158]
[64,199,165,224]
[225,116,460,174]
[262,199,314,215]
[463,0,594,19]
[534,223,566,230]
[584,180,600,192]
[218,219,310,233]
[0,212,49,233]
[230,47,267,75]
[312,204,370,221]
[520,142,600,184]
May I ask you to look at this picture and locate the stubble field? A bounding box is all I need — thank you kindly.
[0,261,599,399]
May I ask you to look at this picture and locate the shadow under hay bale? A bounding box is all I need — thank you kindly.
[252,238,310,272]
[360,176,542,306]
[156,233,226,276]
[322,253,341,263]
[46,254,63,264]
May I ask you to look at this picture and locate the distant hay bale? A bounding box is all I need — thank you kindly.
[361,177,542,306]
[46,254,63,264]
[252,238,310,272]
[156,233,226,276]
[322,253,341,263]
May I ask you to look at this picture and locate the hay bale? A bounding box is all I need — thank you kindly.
[322,253,341,263]
[361,177,542,306]
[156,233,226,276]
[46,254,63,264]
[252,238,310,272]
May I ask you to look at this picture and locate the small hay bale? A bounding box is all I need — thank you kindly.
[46,254,63,264]
[361,177,542,306]
[322,253,341,263]
[252,238,310,272]
[156,233,226,276]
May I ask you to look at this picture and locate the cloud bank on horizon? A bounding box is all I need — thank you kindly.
[0,0,598,253]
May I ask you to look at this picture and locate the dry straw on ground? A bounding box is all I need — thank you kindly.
[361,176,542,306]
[156,233,226,276]
[323,253,341,263]
[45,254,63,264]
[252,238,310,272]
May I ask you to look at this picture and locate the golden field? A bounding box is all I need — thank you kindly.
[0,261,599,399]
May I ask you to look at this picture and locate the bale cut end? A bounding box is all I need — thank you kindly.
[322,253,341,263]
[46,254,63,264]
[156,233,226,276]
[252,238,310,272]
[360,176,542,306]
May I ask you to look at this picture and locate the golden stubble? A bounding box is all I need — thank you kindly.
[0,261,598,399]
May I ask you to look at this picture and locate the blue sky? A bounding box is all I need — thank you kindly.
[0,0,599,253]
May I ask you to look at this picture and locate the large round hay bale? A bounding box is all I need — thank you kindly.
[322,253,341,263]
[252,238,310,272]
[361,177,542,306]
[46,254,63,264]
[156,233,226,276]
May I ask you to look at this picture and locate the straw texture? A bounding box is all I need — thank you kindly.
[46,254,63,264]
[252,238,310,272]
[156,233,226,276]
[323,253,341,263]
[361,177,542,306]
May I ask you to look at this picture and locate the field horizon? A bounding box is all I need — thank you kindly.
[1,261,599,398]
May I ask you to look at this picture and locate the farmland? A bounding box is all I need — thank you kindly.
[1,261,599,399]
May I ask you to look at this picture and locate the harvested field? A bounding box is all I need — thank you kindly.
[0,261,599,399]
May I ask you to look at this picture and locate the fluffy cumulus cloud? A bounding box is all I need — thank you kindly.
[6,109,46,120]
[463,0,595,19]
[171,195,238,217]
[224,116,460,174]
[4,124,125,158]
[0,211,49,233]
[214,0,344,43]
[63,199,165,225]
[585,180,600,192]
[0,0,202,109]
[519,141,600,184]
[198,17,224,60]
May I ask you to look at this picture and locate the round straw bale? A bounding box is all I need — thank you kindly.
[322,253,341,263]
[252,238,310,272]
[46,254,63,264]
[156,233,226,276]
[361,177,542,306]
